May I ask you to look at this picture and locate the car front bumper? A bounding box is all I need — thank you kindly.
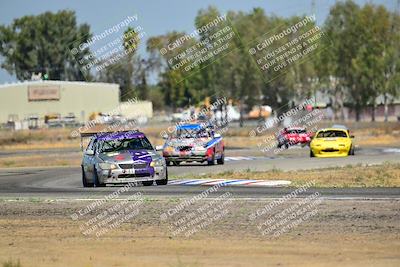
[311,146,350,157]
[97,166,166,184]
[282,138,311,145]
[164,155,209,162]
[163,150,210,162]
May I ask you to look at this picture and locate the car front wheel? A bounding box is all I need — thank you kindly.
[142,180,153,186]
[82,166,93,187]
[349,146,355,156]
[217,153,224,165]
[93,168,105,187]
[207,152,215,165]
[156,168,168,185]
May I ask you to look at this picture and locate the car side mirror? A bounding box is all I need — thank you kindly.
[214,133,221,138]
[85,149,94,156]
[155,145,164,151]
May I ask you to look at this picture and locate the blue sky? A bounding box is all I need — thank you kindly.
[0,0,397,83]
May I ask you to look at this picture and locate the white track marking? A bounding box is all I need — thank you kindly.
[383,148,400,153]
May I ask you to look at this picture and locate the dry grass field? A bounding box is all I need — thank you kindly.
[0,199,399,267]
[186,162,400,187]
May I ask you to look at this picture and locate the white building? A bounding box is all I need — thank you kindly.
[0,80,119,124]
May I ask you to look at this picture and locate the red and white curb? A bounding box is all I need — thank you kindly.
[224,156,274,162]
[168,179,291,187]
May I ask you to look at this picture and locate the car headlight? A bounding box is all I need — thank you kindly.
[150,159,163,167]
[99,162,117,170]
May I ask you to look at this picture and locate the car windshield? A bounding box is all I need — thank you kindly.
[96,137,153,153]
[287,129,306,134]
[316,130,347,138]
[175,128,209,138]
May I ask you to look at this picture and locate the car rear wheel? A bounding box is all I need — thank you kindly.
[82,166,93,187]
[142,180,153,186]
[156,169,168,185]
[310,150,315,158]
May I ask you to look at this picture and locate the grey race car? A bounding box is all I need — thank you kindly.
[81,130,167,187]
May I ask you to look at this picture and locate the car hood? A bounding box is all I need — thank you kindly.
[286,133,310,138]
[313,137,350,144]
[99,150,158,163]
[167,137,210,148]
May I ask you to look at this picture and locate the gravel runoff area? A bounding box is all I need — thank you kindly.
[0,196,399,267]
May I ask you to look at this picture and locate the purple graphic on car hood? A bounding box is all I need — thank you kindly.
[127,150,153,163]
[127,150,154,175]
[99,149,155,176]
[100,150,154,165]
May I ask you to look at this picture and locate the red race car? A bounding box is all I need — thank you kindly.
[277,127,312,149]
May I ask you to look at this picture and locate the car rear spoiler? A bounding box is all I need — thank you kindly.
[79,129,139,151]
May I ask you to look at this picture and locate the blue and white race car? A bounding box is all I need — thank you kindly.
[162,123,225,166]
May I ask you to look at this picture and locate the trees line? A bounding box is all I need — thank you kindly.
[0,1,399,121]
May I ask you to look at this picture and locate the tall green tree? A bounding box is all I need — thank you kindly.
[323,0,366,120]
[322,0,399,121]
[147,31,199,108]
[381,7,400,121]
[144,2,398,122]
[98,27,141,101]
[0,10,91,81]
[350,4,396,121]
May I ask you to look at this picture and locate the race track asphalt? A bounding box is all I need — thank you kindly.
[0,146,399,199]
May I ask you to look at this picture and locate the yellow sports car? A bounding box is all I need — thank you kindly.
[310,128,354,157]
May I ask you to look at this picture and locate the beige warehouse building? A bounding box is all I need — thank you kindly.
[0,80,120,124]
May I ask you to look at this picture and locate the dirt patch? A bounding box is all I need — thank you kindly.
[0,199,399,267]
